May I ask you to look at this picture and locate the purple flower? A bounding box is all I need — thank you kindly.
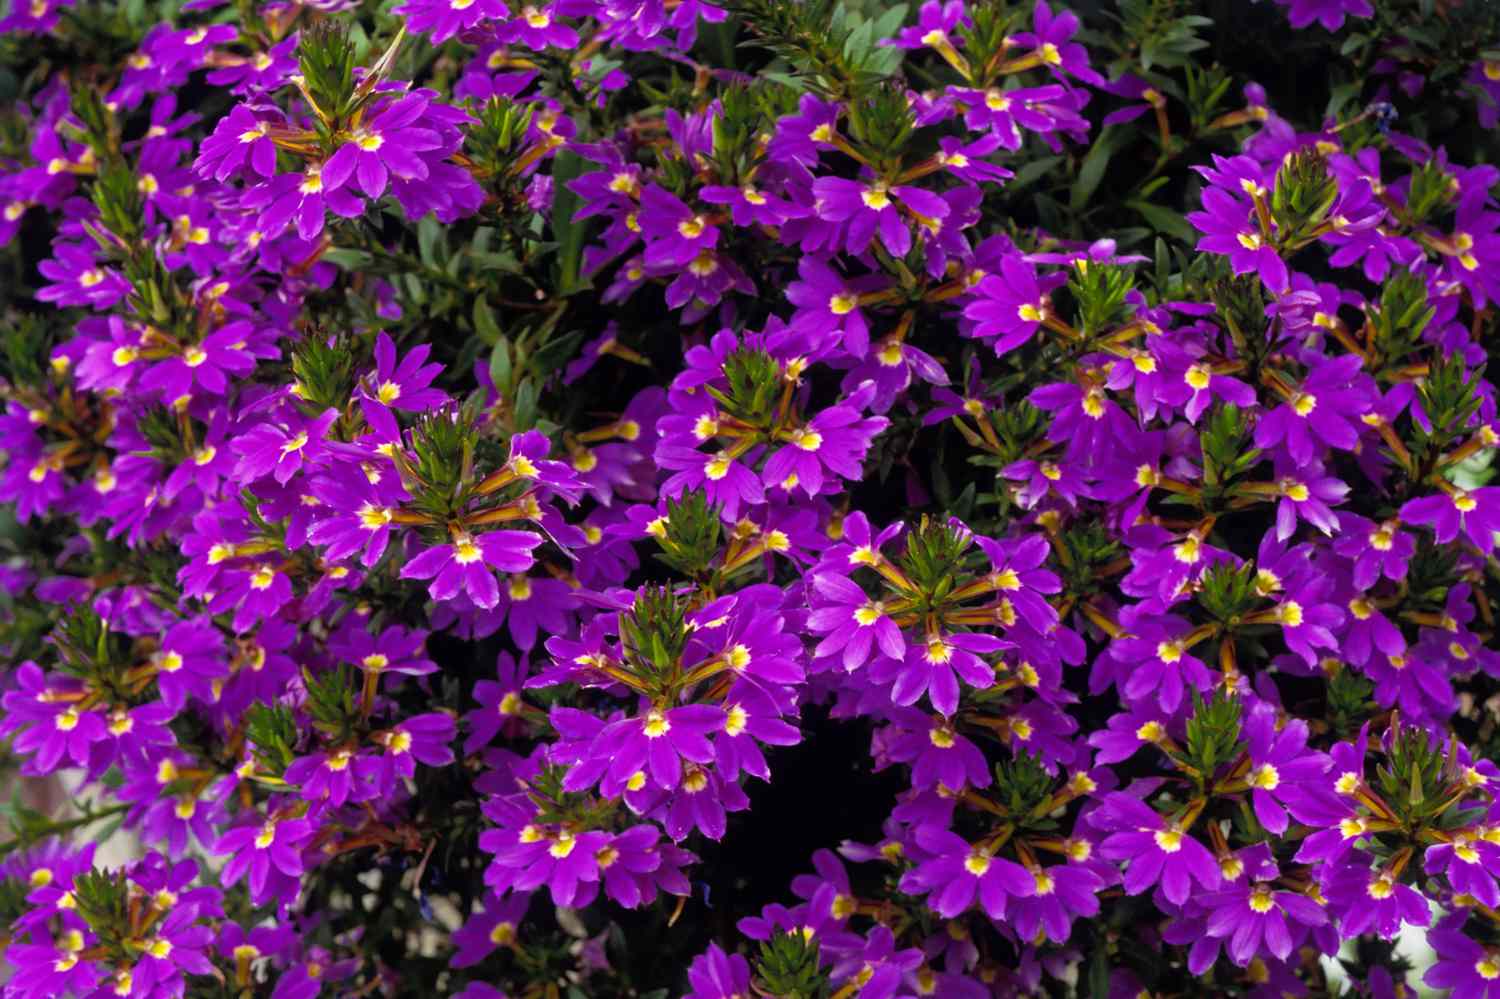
[1274,0,1372,31]
[1253,355,1373,465]
[808,571,906,671]
[1007,859,1106,944]
[306,472,408,567]
[1188,187,1289,292]
[216,814,315,904]
[962,255,1056,356]
[286,746,370,807]
[488,824,609,905]
[322,95,443,199]
[810,176,949,258]
[36,243,128,309]
[363,331,447,413]
[564,704,723,795]
[152,618,226,710]
[244,167,365,241]
[901,826,1035,919]
[884,712,990,790]
[1094,793,1221,904]
[137,324,258,401]
[450,892,531,967]
[871,630,1008,716]
[1014,1,1104,86]
[761,396,887,497]
[232,408,338,485]
[399,530,543,608]
[1200,873,1326,966]
[195,104,278,181]
[397,0,505,42]
[464,652,529,752]
[1241,706,1328,834]
[1333,515,1413,589]
[1401,486,1500,552]
[1321,860,1430,939]
[1425,918,1500,997]
[637,185,718,268]
[1425,833,1500,907]
[370,712,456,788]
[499,3,580,49]
[889,0,969,51]
[685,943,752,999]
[1108,611,1214,714]
[784,256,876,357]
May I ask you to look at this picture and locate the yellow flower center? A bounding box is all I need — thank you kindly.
[1250,763,1280,790]
[704,454,732,480]
[354,505,391,530]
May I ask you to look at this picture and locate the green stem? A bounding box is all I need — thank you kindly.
[0,801,131,858]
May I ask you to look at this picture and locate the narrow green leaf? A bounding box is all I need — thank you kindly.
[472,298,502,346]
[1070,126,1118,213]
[550,149,596,296]
[1128,200,1197,243]
[417,215,442,268]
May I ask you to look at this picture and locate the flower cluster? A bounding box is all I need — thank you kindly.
[1,0,1498,997]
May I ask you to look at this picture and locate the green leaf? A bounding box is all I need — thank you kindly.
[513,378,539,430]
[1007,154,1063,194]
[1070,126,1118,213]
[489,338,513,393]
[322,248,373,270]
[472,298,502,347]
[417,215,443,268]
[843,16,875,62]
[1087,944,1110,997]
[699,15,738,70]
[871,3,909,40]
[1127,200,1197,243]
[550,149,596,296]
[1325,79,1362,120]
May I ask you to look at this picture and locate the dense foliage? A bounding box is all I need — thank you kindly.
[1,0,1499,996]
